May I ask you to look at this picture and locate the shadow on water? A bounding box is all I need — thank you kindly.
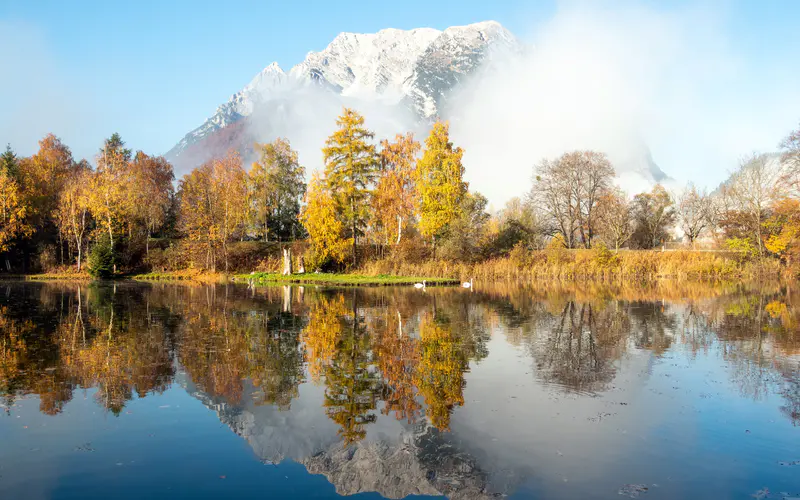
[0,280,799,499]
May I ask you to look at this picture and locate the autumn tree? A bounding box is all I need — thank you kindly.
[249,138,306,241]
[322,109,379,267]
[765,198,800,266]
[300,172,350,270]
[532,150,615,248]
[0,170,32,255]
[415,121,466,251]
[630,184,676,249]
[127,152,174,254]
[595,187,634,251]
[372,133,420,246]
[19,134,75,229]
[55,168,92,271]
[484,196,545,256]
[178,152,248,271]
[676,183,713,247]
[89,134,132,266]
[438,192,490,262]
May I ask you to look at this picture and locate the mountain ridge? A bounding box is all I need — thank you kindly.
[165,21,519,167]
[164,20,671,202]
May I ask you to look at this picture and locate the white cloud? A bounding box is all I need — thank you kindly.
[447,1,800,204]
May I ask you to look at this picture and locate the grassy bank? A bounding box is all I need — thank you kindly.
[7,249,782,285]
[236,272,459,287]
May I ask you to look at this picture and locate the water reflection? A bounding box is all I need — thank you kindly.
[1,280,800,498]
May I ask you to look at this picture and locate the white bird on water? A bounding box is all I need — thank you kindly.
[414,280,426,290]
[462,278,473,289]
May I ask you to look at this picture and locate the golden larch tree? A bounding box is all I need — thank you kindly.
[415,121,467,251]
[300,172,350,269]
[322,108,378,267]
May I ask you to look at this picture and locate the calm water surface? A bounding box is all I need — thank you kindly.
[0,281,798,499]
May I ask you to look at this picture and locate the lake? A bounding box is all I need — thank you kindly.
[0,280,798,499]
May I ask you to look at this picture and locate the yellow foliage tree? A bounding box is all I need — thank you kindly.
[19,133,74,229]
[55,168,92,270]
[127,152,174,255]
[178,152,248,271]
[372,133,420,246]
[0,171,33,254]
[415,121,467,251]
[765,198,800,266]
[89,134,132,262]
[300,172,350,270]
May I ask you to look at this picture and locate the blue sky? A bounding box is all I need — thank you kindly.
[2,0,800,194]
[0,0,551,159]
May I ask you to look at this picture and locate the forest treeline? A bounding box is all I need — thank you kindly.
[3,108,800,278]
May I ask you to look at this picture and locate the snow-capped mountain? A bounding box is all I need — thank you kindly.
[165,21,519,169]
[164,20,670,203]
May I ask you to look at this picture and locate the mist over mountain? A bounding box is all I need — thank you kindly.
[165,20,670,204]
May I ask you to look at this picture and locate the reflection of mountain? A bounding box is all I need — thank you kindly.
[186,377,502,499]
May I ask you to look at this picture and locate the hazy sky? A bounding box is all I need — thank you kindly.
[2,0,800,198]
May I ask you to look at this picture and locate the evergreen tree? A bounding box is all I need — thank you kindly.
[0,144,19,180]
[322,108,378,267]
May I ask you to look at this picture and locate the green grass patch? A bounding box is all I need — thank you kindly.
[234,272,459,287]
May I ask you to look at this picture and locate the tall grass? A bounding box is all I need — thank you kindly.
[359,248,780,282]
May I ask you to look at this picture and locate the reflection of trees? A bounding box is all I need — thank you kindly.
[528,301,627,393]
[629,302,676,355]
[3,280,800,433]
[179,286,306,410]
[415,313,468,431]
[57,284,175,415]
[373,310,422,424]
[320,293,381,444]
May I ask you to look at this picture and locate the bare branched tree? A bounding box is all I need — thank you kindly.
[595,187,634,250]
[532,151,615,248]
[676,183,713,247]
[724,153,785,256]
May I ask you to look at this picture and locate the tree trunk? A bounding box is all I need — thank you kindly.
[396,215,402,245]
[282,247,293,275]
[297,255,305,274]
[352,219,357,268]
